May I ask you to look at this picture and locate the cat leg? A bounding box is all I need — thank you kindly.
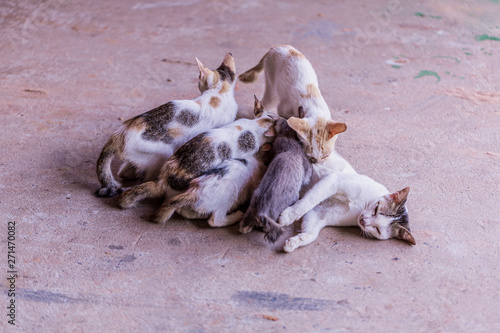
[118,181,163,209]
[152,199,179,224]
[284,210,326,252]
[176,206,209,220]
[208,210,244,228]
[118,161,139,180]
[279,172,339,226]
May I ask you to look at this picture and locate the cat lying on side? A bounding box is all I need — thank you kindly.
[118,98,277,225]
[278,164,415,252]
[239,106,347,242]
[95,53,238,197]
[145,97,270,227]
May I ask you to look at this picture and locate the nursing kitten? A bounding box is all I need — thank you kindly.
[154,154,267,227]
[95,53,237,197]
[118,98,277,224]
[239,45,354,174]
[143,98,271,227]
[239,44,331,120]
[278,164,415,252]
[287,112,351,167]
[239,112,347,242]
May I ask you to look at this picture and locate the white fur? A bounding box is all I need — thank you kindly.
[122,86,237,179]
[279,163,398,252]
[177,156,266,227]
[241,45,331,120]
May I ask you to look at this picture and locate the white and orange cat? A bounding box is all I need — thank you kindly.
[95,53,238,197]
[239,45,353,173]
[239,44,330,120]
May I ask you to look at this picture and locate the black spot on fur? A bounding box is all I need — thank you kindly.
[217,63,235,82]
[141,102,175,141]
[386,199,410,230]
[167,175,191,191]
[167,133,217,191]
[173,134,216,175]
[235,158,248,166]
[176,109,199,127]
[238,131,256,152]
[217,142,232,160]
[161,132,174,144]
[202,165,229,179]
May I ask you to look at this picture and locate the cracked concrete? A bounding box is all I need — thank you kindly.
[1,0,499,331]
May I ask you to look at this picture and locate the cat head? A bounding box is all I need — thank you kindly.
[196,53,236,93]
[287,112,347,164]
[358,187,416,245]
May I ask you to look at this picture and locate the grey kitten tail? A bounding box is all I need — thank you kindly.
[262,214,284,243]
[95,133,123,197]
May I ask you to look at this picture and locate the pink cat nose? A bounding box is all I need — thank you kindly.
[359,217,365,226]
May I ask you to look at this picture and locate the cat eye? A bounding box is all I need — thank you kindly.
[375,227,381,234]
[374,202,380,215]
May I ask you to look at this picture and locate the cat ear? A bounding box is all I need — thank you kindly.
[221,52,236,73]
[298,106,305,119]
[390,187,410,206]
[196,57,212,80]
[261,143,272,151]
[392,224,416,245]
[264,126,276,137]
[287,117,309,141]
[254,95,265,118]
[325,121,347,141]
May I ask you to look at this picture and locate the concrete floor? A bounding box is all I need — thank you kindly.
[1,0,499,331]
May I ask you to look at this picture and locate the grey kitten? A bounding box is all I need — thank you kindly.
[239,112,313,242]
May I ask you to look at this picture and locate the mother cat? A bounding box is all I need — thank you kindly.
[239,45,353,173]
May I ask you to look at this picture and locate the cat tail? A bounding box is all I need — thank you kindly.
[154,187,199,224]
[95,131,125,197]
[262,214,284,243]
[238,52,267,83]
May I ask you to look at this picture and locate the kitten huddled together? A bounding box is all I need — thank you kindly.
[95,45,415,251]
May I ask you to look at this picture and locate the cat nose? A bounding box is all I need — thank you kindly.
[308,157,318,163]
[359,217,365,227]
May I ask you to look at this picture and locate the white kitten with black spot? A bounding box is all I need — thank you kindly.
[279,164,415,252]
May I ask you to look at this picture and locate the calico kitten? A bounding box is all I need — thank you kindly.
[239,111,347,242]
[278,164,415,252]
[239,44,331,120]
[118,98,277,224]
[154,153,267,227]
[95,53,237,197]
[142,98,271,227]
[239,45,354,174]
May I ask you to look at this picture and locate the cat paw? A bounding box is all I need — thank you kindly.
[239,224,253,234]
[151,214,164,225]
[117,192,135,209]
[283,237,299,253]
[95,186,123,198]
[278,208,298,227]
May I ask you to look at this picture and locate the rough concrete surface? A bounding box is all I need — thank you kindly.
[1,0,499,332]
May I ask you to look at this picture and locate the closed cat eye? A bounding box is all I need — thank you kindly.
[374,202,380,215]
[375,227,381,234]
